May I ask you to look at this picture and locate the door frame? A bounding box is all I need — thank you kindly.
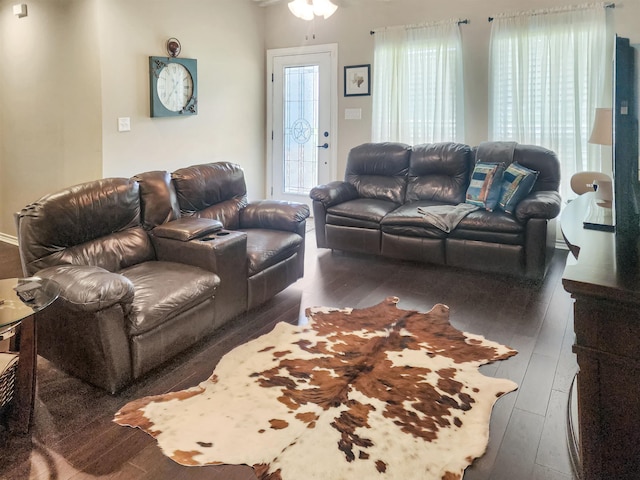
[266,44,339,201]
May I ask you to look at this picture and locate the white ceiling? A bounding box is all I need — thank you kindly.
[252,0,285,6]
[252,0,394,6]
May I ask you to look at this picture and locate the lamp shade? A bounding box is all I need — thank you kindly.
[313,0,337,19]
[589,107,613,146]
[288,0,337,20]
[288,0,314,20]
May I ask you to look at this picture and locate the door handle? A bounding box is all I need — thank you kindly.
[317,143,329,149]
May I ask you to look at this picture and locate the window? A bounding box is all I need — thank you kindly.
[283,65,319,195]
[489,6,613,200]
[372,21,464,144]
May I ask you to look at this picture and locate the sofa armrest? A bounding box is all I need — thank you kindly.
[515,191,562,223]
[239,200,310,232]
[310,181,358,207]
[35,265,134,313]
[153,217,223,241]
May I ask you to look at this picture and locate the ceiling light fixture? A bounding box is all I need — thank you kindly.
[288,0,337,21]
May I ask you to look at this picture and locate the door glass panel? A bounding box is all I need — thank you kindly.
[283,65,319,195]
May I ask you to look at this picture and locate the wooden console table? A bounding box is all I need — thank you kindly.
[561,192,640,480]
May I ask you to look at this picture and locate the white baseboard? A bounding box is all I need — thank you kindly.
[0,233,18,246]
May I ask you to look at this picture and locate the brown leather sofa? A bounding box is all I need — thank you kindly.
[310,142,561,280]
[17,162,309,393]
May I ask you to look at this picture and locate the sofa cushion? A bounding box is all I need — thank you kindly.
[440,209,525,247]
[242,229,303,276]
[327,198,398,225]
[470,143,561,194]
[48,227,156,274]
[380,200,451,238]
[498,162,539,214]
[18,178,151,275]
[512,144,561,192]
[193,199,248,230]
[406,143,473,204]
[456,210,524,233]
[133,170,181,230]
[172,162,248,229]
[326,214,381,230]
[381,225,448,239]
[345,142,411,203]
[121,261,219,336]
[465,162,505,211]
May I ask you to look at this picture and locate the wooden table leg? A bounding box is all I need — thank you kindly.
[9,314,36,434]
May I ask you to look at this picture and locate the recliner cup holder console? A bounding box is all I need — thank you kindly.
[200,231,231,241]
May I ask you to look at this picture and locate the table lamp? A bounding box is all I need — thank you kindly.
[588,107,613,203]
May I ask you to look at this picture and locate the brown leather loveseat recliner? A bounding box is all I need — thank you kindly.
[135,162,309,324]
[17,162,309,393]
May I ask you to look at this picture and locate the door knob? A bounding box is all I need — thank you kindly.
[317,143,329,149]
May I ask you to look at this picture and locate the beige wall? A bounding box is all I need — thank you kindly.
[96,0,265,196]
[0,0,102,238]
[264,0,640,178]
[0,0,264,238]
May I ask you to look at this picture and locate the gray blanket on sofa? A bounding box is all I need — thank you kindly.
[475,141,517,164]
[417,203,479,233]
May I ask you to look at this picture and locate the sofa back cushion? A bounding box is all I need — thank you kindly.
[512,144,561,193]
[18,178,155,276]
[407,143,473,204]
[171,162,248,230]
[471,142,561,193]
[345,142,411,204]
[133,170,181,229]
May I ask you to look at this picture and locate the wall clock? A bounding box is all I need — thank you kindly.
[149,56,197,117]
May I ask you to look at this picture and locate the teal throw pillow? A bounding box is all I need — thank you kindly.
[498,162,539,214]
[465,162,505,211]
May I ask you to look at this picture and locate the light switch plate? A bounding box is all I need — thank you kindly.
[621,101,629,115]
[13,4,27,18]
[118,117,131,132]
[345,108,362,120]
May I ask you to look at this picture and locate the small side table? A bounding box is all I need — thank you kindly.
[0,277,59,434]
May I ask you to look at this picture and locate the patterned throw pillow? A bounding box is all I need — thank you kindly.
[498,162,539,214]
[465,162,505,211]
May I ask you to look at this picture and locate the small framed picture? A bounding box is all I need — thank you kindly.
[344,64,371,97]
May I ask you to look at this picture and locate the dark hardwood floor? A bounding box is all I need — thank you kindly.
[0,236,576,480]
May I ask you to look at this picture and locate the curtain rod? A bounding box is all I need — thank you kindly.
[488,2,614,22]
[370,18,468,35]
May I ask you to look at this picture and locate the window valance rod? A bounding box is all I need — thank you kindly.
[370,18,468,35]
[488,2,614,22]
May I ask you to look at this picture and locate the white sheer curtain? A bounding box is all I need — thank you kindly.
[489,4,613,201]
[372,21,464,144]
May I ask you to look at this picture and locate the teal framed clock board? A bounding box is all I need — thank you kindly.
[149,56,197,117]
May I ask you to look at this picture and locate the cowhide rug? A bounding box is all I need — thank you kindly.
[114,297,517,480]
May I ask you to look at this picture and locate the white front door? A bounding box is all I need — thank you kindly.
[267,45,338,208]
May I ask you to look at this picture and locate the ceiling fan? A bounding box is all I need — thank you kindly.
[252,0,394,7]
